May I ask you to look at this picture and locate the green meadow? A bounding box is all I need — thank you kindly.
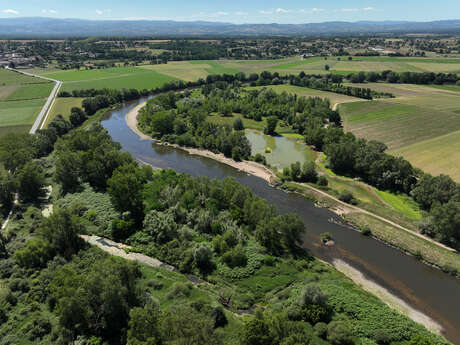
[0,69,53,135]
[42,66,177,92]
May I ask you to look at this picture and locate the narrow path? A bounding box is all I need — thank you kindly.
[5,67,62,133]
[0,193,18,233]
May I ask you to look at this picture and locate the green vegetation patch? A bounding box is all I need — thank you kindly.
[376,190,422,220]
[43,66,177,92]
[0,68,49,85]
[5,82,54,101]
[0,98,45,127]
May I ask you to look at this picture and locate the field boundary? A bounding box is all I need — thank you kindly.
[5,67,62,134]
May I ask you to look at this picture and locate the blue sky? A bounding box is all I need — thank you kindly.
[1,0,459,23]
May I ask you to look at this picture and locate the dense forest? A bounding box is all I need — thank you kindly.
[0,105,449,344]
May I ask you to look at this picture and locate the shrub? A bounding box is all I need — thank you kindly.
[193,243,213,271]
[211,306,228,328]
[314,322,328,339]
[254,153,267,165]
[339,190,357,205]
[327,321,353,345]
[361,226,372,236]
[167,282,192,299]
[302,304,329,324]
[298,284,328,306]
[233,117,244,131]
[222,244,247,268]
[317,176,328,186]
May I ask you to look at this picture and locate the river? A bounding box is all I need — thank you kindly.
[101,98,460,344]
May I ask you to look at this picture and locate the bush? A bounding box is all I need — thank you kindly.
[254,153,267,165]
[314,322,328,339]
[361,226,372,236]
[338,190,357,205]
[233,117,244,131]
[327,321,353,345]
[193,243,213,271]
[317,176,328,186]
[167,282,192,299]
[222,244,247,268]
[211,306,228,328]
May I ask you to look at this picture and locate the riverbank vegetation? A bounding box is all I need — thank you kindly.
[0,116,451,345]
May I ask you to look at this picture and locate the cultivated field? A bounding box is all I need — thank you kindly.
[41,66,177,92]
[390,130,460,181]
[340,83,460,180]
[0,69,53,135]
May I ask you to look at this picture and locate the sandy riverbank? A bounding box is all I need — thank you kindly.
[125,102,277,184]
[332,259,443,335]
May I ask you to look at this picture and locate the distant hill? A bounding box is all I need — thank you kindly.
[1,17,460,37]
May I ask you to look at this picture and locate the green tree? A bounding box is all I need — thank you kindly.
[39,209,85,260]
[54,150,80,193]
[161,305,219,345]
[264,116,279,135]
[15,162,46,202]
[241,317,273,345]
[69,107,87,127]
[0,167,15,210]
[128,303,163,345]
[233,117,244,131]
[300,161,318,183]
[107,164,145,223]
[0,133,35,172]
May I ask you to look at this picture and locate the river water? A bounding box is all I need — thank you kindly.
[101,98,460,344]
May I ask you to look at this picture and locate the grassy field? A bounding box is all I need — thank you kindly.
[340,98,460,150]
[41,66,177,92]
[375,190,422,220]
[0,69,53,135]
[339,82,460,180]
[5,83,54,101]
[428,84,460,93]
[0,68,49,85]
[0,99,46,127]
[44,97,84,127]
[390,130,460,181]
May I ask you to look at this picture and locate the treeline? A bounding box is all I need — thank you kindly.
[348,70,460,85]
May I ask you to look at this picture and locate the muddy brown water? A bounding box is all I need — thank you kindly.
[101,98,460,344]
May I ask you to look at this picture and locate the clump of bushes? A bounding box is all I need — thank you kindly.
[338,190,358,205]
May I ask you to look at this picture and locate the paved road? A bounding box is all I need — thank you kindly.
[5,67,62,134]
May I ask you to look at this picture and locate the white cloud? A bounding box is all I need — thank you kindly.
[299,8,324,14]
[235,11,248,16]
[259,10,273,15]
[42,9,58,14]
[363,7,376,11]
[215,11,228,16]
[96,9,111,15]
[275,8,290,14]
[341,8,359,12]
[2,9,19,15]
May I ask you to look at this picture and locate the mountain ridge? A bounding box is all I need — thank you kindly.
[0,17,459,37]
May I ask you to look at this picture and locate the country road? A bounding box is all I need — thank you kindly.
[5,67,62,134]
